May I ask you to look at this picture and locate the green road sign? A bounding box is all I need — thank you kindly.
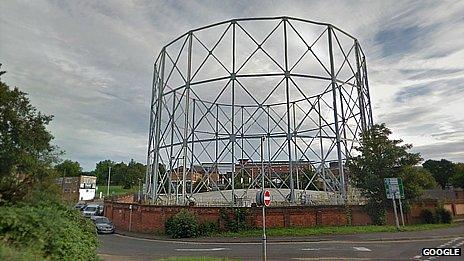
[384,178,404,199]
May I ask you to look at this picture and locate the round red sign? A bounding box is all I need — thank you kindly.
[263,190,271,206]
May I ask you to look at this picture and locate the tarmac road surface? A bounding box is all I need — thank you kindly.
[98,224,464,260]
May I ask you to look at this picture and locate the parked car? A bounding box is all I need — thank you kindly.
[83,204,103,218]
[74,202,87,211]
[91,216,115,234]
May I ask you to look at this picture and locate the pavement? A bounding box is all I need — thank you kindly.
[98,224,464,260]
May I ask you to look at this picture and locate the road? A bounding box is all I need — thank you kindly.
[99,226,464,260]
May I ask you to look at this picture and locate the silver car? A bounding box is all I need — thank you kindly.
[91,216,115,234]
[82,204,102,218]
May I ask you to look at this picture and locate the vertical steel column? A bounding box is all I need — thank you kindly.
[182,33,193,205]
[168,92,177,202]
[241,106,245,184]
[267,105,271,189]
[231,21,236,205]
[151,50,166,203]
[354,40,367,131]
[318,98,326,191]
[292,102,299,191]
[283,18,295,203]
[338,80,349,159]
[145,63,157,197]
[328,26,346,202]
[190,99,196,195]
[215,104,219,186]
[362,56,374,127]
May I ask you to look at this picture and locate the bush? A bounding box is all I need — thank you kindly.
[419,209,436,224]
[199,221,219,236]
[165,216,175,236]
[165,210,199,238]
[219,208,248,232]
[0,243,40,260]
[0,201,98,260]
[435,207,453,224]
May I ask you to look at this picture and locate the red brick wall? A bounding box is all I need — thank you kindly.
[105,203,353,233]
[105,198,461,233]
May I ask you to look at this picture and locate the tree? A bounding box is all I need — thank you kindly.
[0,65,99,259]
[422,159,454,189]
[398,166,437,200]
[347,123,421,225]
[0,69,59,203]
[94,160,115,185]
[54,159,82,177]
[451,163,464,188]
[124,159,145,189]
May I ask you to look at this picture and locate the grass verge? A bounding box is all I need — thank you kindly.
[215,223,455,238]
[96,185,138,196]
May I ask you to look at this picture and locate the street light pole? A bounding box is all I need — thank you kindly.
[107,166,111,196]
[138,178,142,202]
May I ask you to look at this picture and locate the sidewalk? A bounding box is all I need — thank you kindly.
[116,222,464,243]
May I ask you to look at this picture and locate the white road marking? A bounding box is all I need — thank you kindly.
[175,247,229,251]
[353,247,372,252]
[412,255,422,259]
[301,247,372,252]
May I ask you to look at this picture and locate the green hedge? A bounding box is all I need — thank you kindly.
[419,208,453,224]
[0,202,98,260]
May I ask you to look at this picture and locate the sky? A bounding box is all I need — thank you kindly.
[1,0,463,171]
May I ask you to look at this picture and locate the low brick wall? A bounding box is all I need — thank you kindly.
[104,201,416,233]
[104,195,464,234]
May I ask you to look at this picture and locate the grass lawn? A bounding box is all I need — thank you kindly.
[215,223,455,238]
[158,256,237,261]
[96,185,138,196]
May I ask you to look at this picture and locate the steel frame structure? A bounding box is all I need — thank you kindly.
[146,17,373,206]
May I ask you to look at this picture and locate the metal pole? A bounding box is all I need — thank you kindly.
[283,18,295,203]
[261,136,267,261]
[129,205,132,231]
[392,193,400,230]
[145,64,158,199]
[354,40,367,131]
[107,166,111,196]
[231,21,236,206]
[361,56,374,126]
[182,32,193,205]
[398,196,405,227]
[318,99,326,192]
[168,93,177,203]
[293,102,299,192]
[327,25,346,202]
[138,178,141,202]
[151,50,166,203]
[190,99,196,196]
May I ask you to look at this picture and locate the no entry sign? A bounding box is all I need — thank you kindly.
[263,190,271,206]
[255,190,271,207]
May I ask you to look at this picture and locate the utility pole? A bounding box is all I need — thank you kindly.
[261,136,267,261]
[107,166,111,196]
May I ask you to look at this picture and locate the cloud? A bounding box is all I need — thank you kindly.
[1,0,463,170]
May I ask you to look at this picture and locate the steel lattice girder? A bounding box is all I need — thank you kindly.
[145,17,373,206]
